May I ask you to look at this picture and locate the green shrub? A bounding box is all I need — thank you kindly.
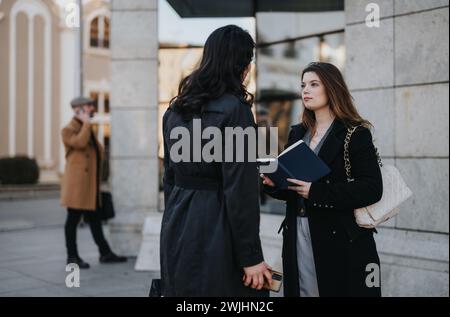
[0,156,40,185]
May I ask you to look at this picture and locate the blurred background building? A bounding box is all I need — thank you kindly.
[0,0,448,296]
[0,0,111,182]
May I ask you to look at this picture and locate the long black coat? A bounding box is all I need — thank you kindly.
[265,119,383,297]
[161,94,268,297]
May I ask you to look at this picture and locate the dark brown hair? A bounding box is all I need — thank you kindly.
[301,62,372,135]
[171,25,255,120]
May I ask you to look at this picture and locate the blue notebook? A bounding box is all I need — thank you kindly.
[258,139,331,189]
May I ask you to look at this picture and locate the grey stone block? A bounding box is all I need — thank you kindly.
[110,158,159,212]
[109,219,146,257]
[110,154,159,256]
[111,10,158,59]
[395,0,449,15]
[395,84,449,157]
[395,159,449,233]
[380,262,449,296]
[345,0,394,24]
[352,88,395,157]
[395,8,449,85]
[112,0,158,11]
[111,60,158,109]
[110,109,158,158]
[375,227,449,263]
[135,215,162,271]
[345,19,394,89]
[375,227,449,296]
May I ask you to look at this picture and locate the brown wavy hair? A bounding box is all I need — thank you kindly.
[301,62,372,136]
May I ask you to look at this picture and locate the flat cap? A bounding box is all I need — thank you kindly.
[70,96,95,107]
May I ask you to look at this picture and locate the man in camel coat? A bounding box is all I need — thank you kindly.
[61,96,126,269]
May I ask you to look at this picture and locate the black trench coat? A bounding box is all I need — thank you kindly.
[265,119,383,297]
[160,94,268,297]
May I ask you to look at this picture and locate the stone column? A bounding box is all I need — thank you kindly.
[109,0,160,257]
[345,0,449,296]
[59,24,78,174]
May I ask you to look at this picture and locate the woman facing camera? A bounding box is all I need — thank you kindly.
[262,62,383,297]
[161,25,272,297]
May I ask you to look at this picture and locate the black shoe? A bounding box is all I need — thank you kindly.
[99,252,127,264]
[67,256,90,269]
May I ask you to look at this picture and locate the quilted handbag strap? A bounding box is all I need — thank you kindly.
[344,125,383,183]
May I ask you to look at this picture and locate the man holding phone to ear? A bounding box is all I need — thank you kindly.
[60,97,126,269]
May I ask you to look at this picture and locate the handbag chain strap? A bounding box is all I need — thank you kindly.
[344,125,383,183]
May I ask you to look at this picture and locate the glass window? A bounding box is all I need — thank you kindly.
[90,16,110,49]
[320,33,345,71]
[104,93,110,113]
[103,17,110,48]
[89,91,99,112]
[90,17,99,47]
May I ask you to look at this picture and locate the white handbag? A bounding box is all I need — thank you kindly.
[344,126,413,228]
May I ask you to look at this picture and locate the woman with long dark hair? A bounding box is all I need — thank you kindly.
[161,25,272,297]
[262,62,383,297]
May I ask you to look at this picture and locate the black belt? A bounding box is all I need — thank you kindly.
[174,174,221,191]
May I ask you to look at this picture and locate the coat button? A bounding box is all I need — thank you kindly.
[325,205,328,208]
[332,230,336,235]
[313,203,317,207]
[349,239,353,243]
[326,180,330,184]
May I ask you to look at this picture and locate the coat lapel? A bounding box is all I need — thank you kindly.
[290,119,347,167]
[317,119,347,166]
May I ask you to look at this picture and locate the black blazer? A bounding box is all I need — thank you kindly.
[265,119,383,297]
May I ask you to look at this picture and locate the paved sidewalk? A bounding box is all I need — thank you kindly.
[0,198,159,297]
